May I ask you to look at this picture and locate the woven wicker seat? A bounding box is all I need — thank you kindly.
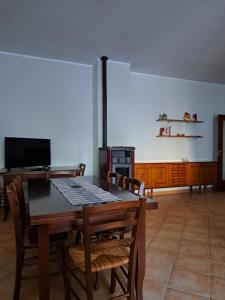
[63,199,146,300]
[69,244,129,273]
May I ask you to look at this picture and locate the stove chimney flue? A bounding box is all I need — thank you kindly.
[101,56,108,148]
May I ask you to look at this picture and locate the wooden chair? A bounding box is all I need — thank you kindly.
[47,170,78,179]
[63,198,146,300]
[7,182,67,300]
[79,163,86,176]
[124,177,145,196]
[107,172,124,189]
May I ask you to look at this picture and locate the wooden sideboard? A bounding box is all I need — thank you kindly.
[135,161,217,197]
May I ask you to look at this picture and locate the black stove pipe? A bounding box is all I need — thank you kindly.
[101,56,108,148]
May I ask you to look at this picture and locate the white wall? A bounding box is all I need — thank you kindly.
[1,53,225,173]
[0,52,93,173]
[107,69,225,162]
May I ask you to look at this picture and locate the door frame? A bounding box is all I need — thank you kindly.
[217,114,225,190]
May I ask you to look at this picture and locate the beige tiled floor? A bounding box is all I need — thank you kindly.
[1,190,225,299]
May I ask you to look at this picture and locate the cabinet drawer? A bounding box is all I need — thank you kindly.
[135,165,151,188]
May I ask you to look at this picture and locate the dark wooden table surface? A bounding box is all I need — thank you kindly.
[24,176,158,300]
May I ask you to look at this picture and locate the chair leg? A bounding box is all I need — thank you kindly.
[61,248,71,300]
[110,269,116,294]
[94,272,100,290]
[75,231,82,244]
[85,273,94,300]
[13,249,24,300]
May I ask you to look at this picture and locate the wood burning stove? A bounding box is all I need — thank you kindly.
[98,57,135,179]
[99,146,135,179]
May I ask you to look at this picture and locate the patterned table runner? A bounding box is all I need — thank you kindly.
[51,177,121,206]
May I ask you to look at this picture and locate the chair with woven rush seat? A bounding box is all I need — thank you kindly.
[7,182,67,300]
[124,177,145,197]
[107,172,124,189]
[63,198,146,300]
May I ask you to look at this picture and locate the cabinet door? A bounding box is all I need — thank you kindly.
[169,163,187,186]
[187,163,201,185]
[200,163,217,184]
[135,164,150,188]
[151,164,168,188]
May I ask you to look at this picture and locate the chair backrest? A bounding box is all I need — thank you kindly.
[13,176,27,229]
[107,172,124,189]
[79,163,86,176]
[47,171,76,179]
[82,199,146,281]
[125,177,145,196]
[6,183,23,249]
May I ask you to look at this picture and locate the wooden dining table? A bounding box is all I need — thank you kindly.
[24,176,158,300]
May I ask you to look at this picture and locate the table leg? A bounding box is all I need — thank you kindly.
[38,224,50,300]
[135,211,146,300]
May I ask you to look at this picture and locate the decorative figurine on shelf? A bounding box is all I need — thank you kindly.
[159,127,165,136]
[183,112,191,121]
[193,114,198,121]
[162,113,167,120]
[159,126,171,136]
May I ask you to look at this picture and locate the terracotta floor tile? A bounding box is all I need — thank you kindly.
[209,227,225,239]
[179,241,209,257]
[211,260,225,278]
[184,225,209,235]
[168,267,210,298]
[160,222,184,232]
[164,288,210,300]
[143,279,166,300]
[0,275,14,300]
[174,254,210,275]
[145,260,172,284]
[186,217,209,227]
[182,231,209,246]
[146,247,176,267]
[210,247,225,262]
[156,229,182,241]
[0,248,15,267]
[150,237,180,253]
[210,237,225,249]
[211,276,225,300]
[164,216,186,225]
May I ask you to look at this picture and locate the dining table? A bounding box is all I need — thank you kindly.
[24,176,158,300]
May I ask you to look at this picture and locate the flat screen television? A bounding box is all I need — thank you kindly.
[4,137,51,169]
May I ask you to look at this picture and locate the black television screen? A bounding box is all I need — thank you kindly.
[5,137,51,169]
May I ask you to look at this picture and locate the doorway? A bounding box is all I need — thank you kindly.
[217,115,225,190]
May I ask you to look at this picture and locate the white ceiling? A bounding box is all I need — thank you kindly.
[1,0,225,84]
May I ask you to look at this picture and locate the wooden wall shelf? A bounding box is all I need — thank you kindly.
[156,135,204,138]
[156,119,204,123]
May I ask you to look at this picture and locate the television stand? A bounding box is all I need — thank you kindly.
[30,166,50,171]
[30,167,43,171]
